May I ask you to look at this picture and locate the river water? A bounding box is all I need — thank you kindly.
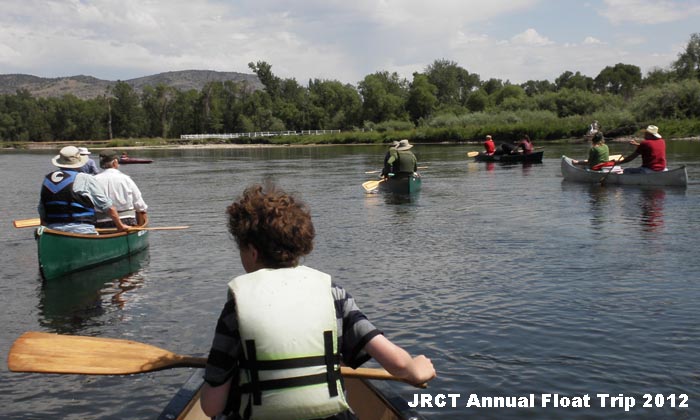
[1,141,699,419]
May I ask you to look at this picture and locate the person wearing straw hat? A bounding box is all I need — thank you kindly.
[94,149,148,228]
[385,139,417,178]
[39,146,128,234]
[617,125,667,173]
[77,147,100,175]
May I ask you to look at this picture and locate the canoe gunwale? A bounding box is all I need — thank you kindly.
[157,368,428,420]
[475,150,544,163]
[37,226,142,239]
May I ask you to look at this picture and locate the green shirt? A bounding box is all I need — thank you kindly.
[587,144,609,168]
[387,150,417,173]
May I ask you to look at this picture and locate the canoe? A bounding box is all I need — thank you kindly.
[36,225,149,280]
[157,369,427,420]
[560,155,688,187]
[119,157,153,164]
[474,150,544,163]
[379,174,422,194]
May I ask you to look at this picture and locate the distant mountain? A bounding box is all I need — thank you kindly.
[0,70,263,99]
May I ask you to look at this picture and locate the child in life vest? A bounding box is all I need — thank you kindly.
[201,183,436,419]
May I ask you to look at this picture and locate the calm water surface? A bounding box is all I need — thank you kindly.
[1,141,699,419]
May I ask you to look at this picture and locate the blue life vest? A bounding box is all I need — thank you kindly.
[41,170,96,225]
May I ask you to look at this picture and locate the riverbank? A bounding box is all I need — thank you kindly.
[4,134,698,151]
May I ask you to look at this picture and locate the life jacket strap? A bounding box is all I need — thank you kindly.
[241,330,341,405]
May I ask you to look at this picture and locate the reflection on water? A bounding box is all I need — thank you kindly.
[382,191,420,206]
[638,188,665,233]
[39,250,149,333]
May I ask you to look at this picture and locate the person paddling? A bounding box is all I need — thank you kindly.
[616,125,667,174]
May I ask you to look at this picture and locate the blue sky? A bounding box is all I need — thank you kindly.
[1,0,699,86]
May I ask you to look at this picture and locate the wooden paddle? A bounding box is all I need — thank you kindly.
[13,218,40,228]
[8,331,426,388]
[467,151,480,158]
[362,179,386,192]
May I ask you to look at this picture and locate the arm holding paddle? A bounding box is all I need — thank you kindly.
[364,334,436,386]
[614,139,640,165]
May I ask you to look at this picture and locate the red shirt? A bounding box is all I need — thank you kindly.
[484,139,496,154]
[638,138,666,171]
[515,139,534,154]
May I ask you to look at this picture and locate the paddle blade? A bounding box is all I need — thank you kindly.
[362,179,384,192]
[467,151,479,158]
[608,154,622,161]
[13,218,40,228]
[8,332,206,375]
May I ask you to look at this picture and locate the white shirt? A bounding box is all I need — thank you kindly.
[94,168,148,216]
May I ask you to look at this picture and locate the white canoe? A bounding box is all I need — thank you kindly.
[561,156,688,187]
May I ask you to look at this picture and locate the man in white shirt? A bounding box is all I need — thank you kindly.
[94,150,148,228]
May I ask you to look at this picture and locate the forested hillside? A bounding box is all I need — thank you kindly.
[1,34,699,143]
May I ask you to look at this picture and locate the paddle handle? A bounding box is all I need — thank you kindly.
[341,366,427,388]
[13,218,41,228]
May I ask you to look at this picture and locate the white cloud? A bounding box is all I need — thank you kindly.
[511,29,554,46]
[0,0,695,85]
[600,0,700,24]
[583,36,605,45]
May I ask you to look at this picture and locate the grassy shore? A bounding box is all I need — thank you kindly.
[3,122,699,151]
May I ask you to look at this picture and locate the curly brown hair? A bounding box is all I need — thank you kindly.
[226,183,315,268]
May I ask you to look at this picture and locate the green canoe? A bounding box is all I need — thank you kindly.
[380,174,422,194]
[36,226,149,280]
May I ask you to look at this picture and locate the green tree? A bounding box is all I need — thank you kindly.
[141,84,177,138]
[594,63,642,97]
[493,84,526,106]
[308,79,362,129]
[643,68,674,87]
[481,78,503,95]
[110,81,145,138]
[552,88,604,117]
[465,90,488,112]
[521,79,555,96]
[248,61,280,98]
[169,89,199,137]
[672,33,700,80]
[406,73,438,123]
[555,71,594,91]
[424,59,480,106]
[357,71,409,123]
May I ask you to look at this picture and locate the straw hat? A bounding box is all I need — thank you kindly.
[52,146,88,169]
[646,125,662,138]
[396,139,413,151]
